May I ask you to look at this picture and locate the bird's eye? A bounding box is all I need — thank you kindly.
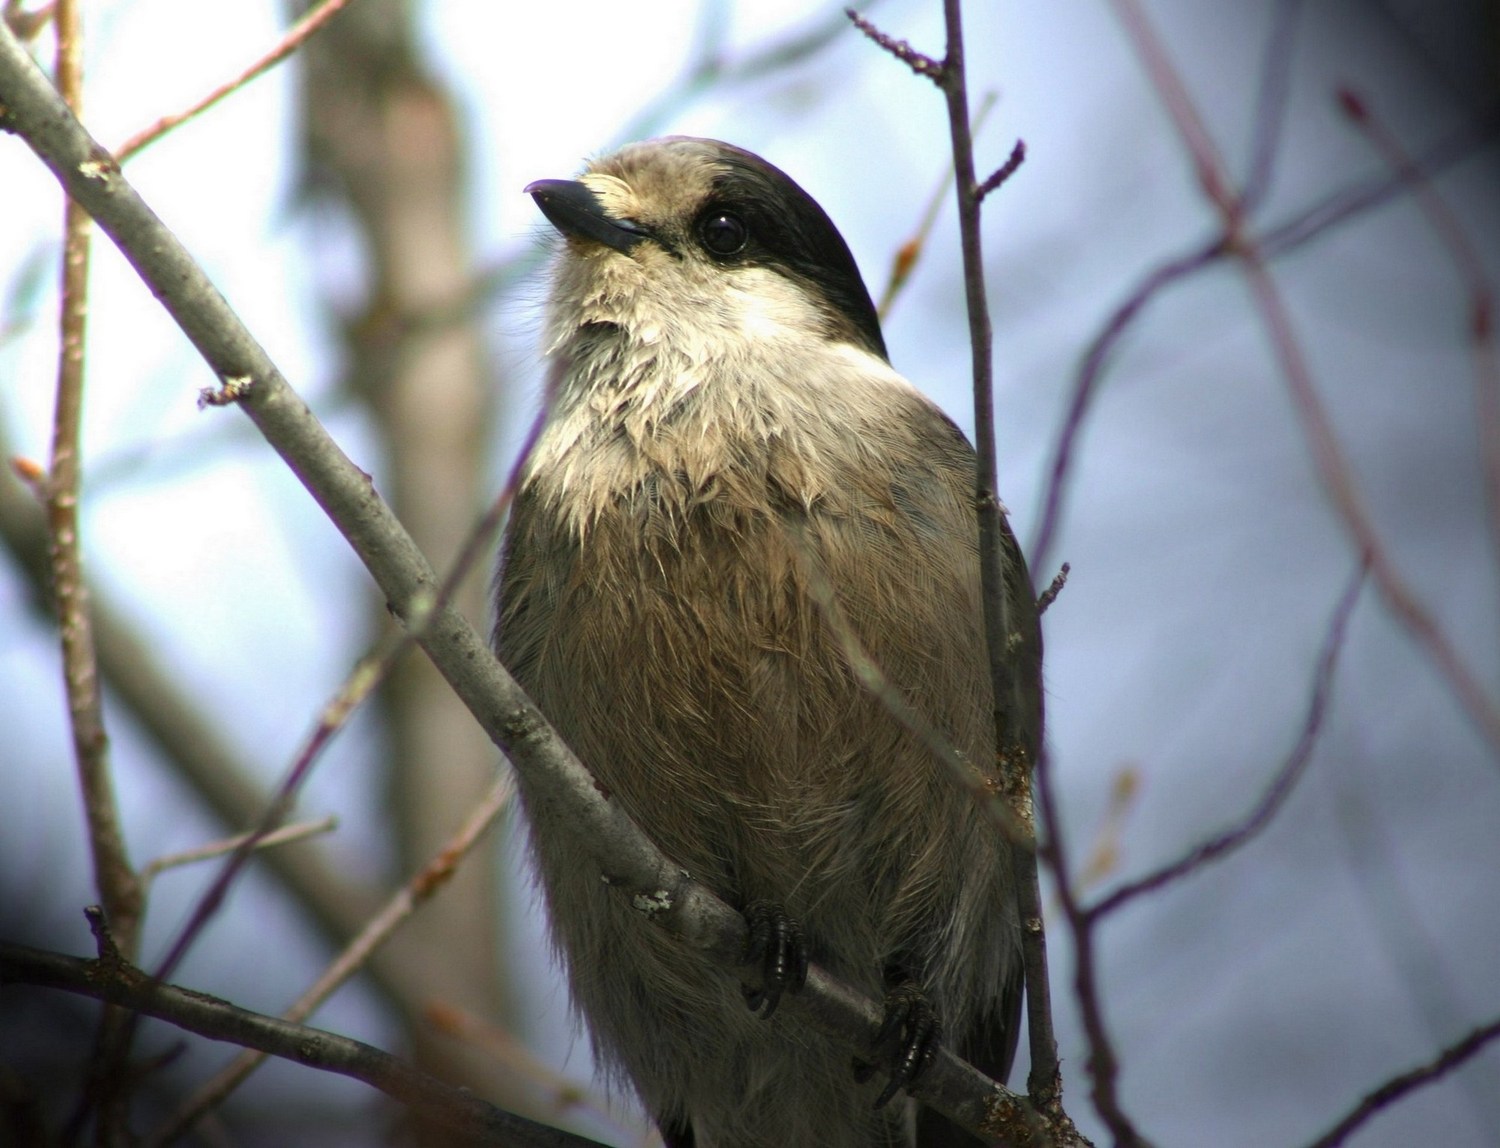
[697,211,749,257]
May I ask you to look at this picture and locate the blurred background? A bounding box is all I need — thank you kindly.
[1,1,1497,1145]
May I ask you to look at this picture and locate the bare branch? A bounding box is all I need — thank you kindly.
[43,7,146,1139]
[1110,0,1235,212]
[1091,563,1366,919]
[931,0,1066,1114]
[0,939,607,1148]
[1259,104,1500,261]
[1036,562,1069,616]
[1030,236,1222,573]
[113,0,361,162]
[1302,1016,1500,1148]
[147,404,545,1002]
[1239,0,1306,212]
[976,139,1026,202]
[45,0,141,960]
[139,817,339,886]
[851,3,1080,1130]
[845,8,943,82]
[152,775,514,1144]
[1031,110,1500,576]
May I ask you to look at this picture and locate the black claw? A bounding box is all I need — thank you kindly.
[858,982,941,1110]
[741,900,808,1019]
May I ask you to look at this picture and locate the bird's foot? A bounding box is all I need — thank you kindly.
[740,900,808,1020]
[853,982,941,1109]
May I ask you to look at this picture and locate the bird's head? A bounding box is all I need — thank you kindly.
[527,137,888,370]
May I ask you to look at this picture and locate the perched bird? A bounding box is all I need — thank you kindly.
[494,137,1042,1148]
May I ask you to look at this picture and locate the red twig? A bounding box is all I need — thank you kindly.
[845,7,943,81]
[1032,109,1500,576]
[113,0,361,162]
[1239,0,1306,212]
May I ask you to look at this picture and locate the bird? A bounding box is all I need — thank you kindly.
[493,137,1043,1148]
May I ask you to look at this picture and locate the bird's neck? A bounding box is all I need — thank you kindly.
[523,322,845,537]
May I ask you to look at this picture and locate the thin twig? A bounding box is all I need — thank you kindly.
[1036,562,1069,616]
[976,139,1025,201]
[1111,0,1233,209]
[139,816,339,886]
[1090,563,1366,919]
[1239,0,1306,212]
[1250,238,1500,752]
[853,0,1073,1119]
[845,7,943,81]
[113,0,361,162]
[1337,86,1500,647]
[151,775,514,1145]
[1302,1016,1500,1148]
[1030,107,1500,576]
[1029,238,1222,574]
[0,940,607,1148]
[1259,103,1500,260]
[934,0,1070,1121]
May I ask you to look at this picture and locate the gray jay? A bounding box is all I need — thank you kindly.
[494,137,1042,1148]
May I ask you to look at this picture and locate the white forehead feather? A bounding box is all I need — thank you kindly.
[578,138,725,225]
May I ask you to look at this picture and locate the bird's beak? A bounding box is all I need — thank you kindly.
[525,179,648,254]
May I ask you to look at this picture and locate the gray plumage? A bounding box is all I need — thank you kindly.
[494,137,1042,1148]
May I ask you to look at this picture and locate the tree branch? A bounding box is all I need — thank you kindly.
[0,939,605,1148]
[151,775,514,1145]
[44,0,141,962]
[849,6,1079,1136]
[113,0,360,161]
